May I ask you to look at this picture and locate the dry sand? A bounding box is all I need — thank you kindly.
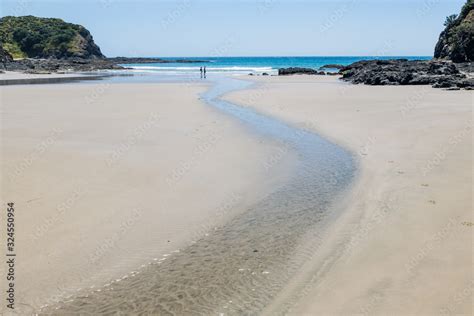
[0,82,295,313]
[224,75,473,315]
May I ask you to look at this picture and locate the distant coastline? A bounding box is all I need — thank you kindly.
[3,55,433,75]
[120,56,432,76]
[1,1,472,85]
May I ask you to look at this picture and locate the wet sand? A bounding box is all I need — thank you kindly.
[0,71,106,85]
[224,75,473,315]
[36,76,355,315]
[1,75,471,315]
[0,82,295,313]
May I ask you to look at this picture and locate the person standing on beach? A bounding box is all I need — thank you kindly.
[200,67,203,79]
[204,66,207,79]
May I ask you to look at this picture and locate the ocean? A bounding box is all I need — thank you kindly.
[121,56,432,75]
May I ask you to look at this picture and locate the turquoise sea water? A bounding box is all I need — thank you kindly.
[122,56,432,75]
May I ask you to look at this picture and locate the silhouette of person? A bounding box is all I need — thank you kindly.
[204,66,207,79]
[200,67,203,79]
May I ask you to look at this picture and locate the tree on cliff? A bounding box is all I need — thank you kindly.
[434,0,474,62]
[444,14,458,27]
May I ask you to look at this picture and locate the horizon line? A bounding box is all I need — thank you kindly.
[108,55,434,58]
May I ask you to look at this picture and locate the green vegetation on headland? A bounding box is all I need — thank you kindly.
[434,0,474,62]
[0,15,104,59]
[0,15,209,73]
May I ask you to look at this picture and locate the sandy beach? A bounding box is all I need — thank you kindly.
[224,75,473,315]
[1,0,472,313]
[0,75,471,315]
[0,81,295,313]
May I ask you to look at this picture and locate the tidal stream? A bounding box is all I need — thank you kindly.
[41,76,355,315]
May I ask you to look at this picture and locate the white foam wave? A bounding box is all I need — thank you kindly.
[127,65,274,73]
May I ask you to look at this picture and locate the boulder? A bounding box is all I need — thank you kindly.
[319,64,345,70]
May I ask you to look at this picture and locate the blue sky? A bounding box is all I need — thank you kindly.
[0,0,466,57]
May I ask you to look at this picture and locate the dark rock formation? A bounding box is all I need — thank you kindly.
[4,57,123,73]
[3,56,212,73]
[455,62,474,73]
[319,64,345,70]
[434,0,473,62]
[340,1,473,90]
[340,59,473,89]
[279,67,320,75]
[0,44,13,70]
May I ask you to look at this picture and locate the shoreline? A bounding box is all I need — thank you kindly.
[0,71,112,85]
[2,55,473,90]
[223,75,472,315]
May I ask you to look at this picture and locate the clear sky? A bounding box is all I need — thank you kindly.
[0,0,466,57]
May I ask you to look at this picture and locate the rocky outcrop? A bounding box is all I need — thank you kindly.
[0,44,13,70]
[434,0,473,62]
[3,56,215,73]
[70,26,104,59]
[4,57,123,73]
[279,67,318,75]
[319,64,345,70]
[2,56,213,73]
[340,59,473,89]
[279,67,324,75]
[0,16,105,59]
[340,1,473,90]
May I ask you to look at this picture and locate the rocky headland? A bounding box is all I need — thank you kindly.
[0,16,105,60]
[434,0,473,62]
[279,0,473,89]
[0,16,208,73]
[340,0,473,89]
